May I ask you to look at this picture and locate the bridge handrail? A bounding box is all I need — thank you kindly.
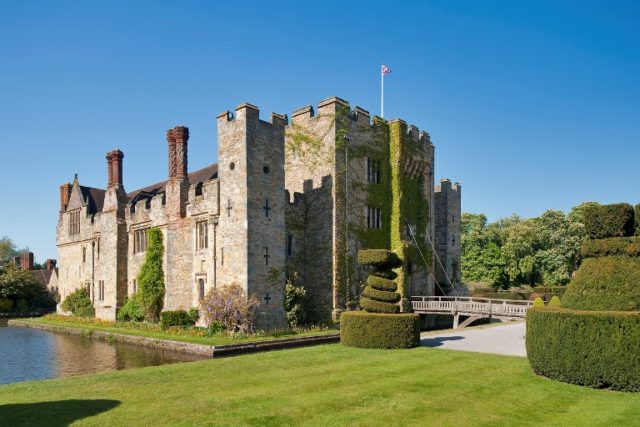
[410,295,534,307]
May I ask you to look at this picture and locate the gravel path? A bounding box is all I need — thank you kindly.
[421,321,527,357]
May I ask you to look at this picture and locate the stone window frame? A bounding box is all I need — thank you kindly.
[195,220,208,251]
[98,280,105,301]
[68,210,81,236]
[366,158,381,184]
[133,228,149,254]
[366,206,382,229]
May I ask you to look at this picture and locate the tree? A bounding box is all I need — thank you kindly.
[0,236,29,267]
[0,264,55,310]
[137,228,165,322]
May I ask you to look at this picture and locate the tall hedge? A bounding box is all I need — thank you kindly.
[562,256,640,311]
[583,203,635,239]
[527,307,640,391]
[580,236,640,258]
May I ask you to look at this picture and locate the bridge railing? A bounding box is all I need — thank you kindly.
[410,296,533,318]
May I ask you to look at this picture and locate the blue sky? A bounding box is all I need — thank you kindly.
[1,1,638,262]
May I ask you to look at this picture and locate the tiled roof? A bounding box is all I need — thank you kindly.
[127,164,218,203]
[30,269,53,287]
[79,186,106,214]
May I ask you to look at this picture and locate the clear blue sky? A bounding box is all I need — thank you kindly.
[1,1,638,262]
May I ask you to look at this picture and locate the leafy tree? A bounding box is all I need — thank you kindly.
[462,207,588,290]
[0,264,54,310]
[137,227,165,322]
[0,236,29,267]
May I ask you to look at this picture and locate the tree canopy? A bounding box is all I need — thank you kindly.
[462,203,595,289]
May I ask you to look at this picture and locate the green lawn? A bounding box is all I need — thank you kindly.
[17,317,336,346]
[0,344,638,426]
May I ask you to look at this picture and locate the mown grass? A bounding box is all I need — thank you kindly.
[0,344,638,426]
[16,316,337,347]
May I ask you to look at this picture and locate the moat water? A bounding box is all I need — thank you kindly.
[0,319,207,385]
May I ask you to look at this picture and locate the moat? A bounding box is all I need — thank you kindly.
[0,319,206,385]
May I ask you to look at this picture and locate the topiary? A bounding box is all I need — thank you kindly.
[548,295,561,307]
[533,296,544,307]
[562,256,640,311]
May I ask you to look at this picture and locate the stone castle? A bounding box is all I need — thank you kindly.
[55,97,460,328]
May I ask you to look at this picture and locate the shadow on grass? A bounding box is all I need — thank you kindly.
[421,336,465,347]
[0,399,120,426]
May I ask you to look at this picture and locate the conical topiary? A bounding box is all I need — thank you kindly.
[357,249,403,314]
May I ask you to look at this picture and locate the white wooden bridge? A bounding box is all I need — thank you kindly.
[411,296,533,328]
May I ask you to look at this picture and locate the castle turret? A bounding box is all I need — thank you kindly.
[217,103,287,329]
[434,179,461,293]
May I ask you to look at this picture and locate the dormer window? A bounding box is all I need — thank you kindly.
[69,210,80,236]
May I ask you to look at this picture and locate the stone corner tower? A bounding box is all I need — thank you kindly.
[217,103,288,329]
[433,178,461,294]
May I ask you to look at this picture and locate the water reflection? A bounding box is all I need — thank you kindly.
[0,320,206,385]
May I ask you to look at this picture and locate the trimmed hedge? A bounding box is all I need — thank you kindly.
[372,269,398,280]
[562,256,640,311]
[527,307,640,391]
[366,275,397,291]
[357,249,402,269]
[160,310,196,330]
[340,311,420,349]
[581,236,640,258]
[361,286,401,303]
[583,203,635,239]
[360,298,399,313]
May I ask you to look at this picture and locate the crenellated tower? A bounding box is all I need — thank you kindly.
[217,103,287,329]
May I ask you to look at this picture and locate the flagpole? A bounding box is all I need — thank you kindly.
[381,69,384,118]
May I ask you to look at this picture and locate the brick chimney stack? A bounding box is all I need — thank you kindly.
[20,252,34,270]
[59,183,72,212]
[167,126,189,180]
[106,149,124,189]
[44,259,57,270]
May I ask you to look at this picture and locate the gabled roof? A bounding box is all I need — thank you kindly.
[126,163,218,203]
[30,269,53,288]
[79,186,106,214]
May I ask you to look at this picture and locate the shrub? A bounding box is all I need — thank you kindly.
[160,310,196,330]
[117,295,145,322]
[0,298,13,312]
[583,203,635,239]
[533,297,544,307]
[357,249,402,269]
[200,284,260,333]
[340,311,420,349]
[636,203,640,236]
[527,307,640,391]
[137,227,165,322]
[548,295,561,306]
[562,256,640,311]
[580,236,640,258]
[284,274,306,328]
[187,307,199,324]
[61,288,95,318]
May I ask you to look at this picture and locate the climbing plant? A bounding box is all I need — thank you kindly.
[137,227,165,322]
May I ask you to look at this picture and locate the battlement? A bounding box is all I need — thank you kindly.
[435,178,461,193]
[217,103,288,127]
[286,175,332,205]
[288,97,433,150]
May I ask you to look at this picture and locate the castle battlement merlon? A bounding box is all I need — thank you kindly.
[217,103,287,128]
[434,178,461,193]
